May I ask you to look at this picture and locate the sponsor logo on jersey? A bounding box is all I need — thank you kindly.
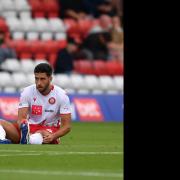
[45,109,54,112]
[48,97,56,104]
[31,105,42,115]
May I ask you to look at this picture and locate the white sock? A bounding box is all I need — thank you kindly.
[29,133,43,144]
[0,125,6,140]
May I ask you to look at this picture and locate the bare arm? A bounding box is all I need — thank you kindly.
[17,107,29,127]
[43,114,71,143]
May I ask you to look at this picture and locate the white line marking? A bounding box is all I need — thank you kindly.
[0,154,41,157]
[0,169,123,178]
[0,149,123,155]
[0,150,123,157]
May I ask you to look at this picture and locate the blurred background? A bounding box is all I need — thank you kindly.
[0,0,123,122]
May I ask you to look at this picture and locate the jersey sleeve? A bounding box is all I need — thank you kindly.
[18,88,30,108]
[60,93,71,115]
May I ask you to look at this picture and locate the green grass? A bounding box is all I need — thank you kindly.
[0,122,123,180]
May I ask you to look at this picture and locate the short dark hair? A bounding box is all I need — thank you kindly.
[34,63,53,76]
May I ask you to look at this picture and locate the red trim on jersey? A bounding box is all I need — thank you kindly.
[60,113,71,116]
[51,85,54,91]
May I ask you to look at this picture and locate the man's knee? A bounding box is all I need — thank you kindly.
[29,133,43,144]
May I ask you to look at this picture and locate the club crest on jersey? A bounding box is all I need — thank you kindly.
[49,97,56,104]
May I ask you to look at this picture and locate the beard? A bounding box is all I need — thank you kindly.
[37,83,49,94]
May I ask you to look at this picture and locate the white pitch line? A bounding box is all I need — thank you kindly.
[0,152,123,156]
[0,149,123,155]
[0,169,123,178]
[0,154,41,157]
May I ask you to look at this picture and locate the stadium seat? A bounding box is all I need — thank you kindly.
[14,0,31,12]
[1,0,15,11]
[11,72,28,88]
[57,40,67,49]
[34,59,48,66]
[34,18,50,32]
[0,72,12,88]
[54,74,72,89]
[44,40,66,65]
[69,74,86,91]
[83,75,100,91]
[21,18,36,32]
[93,60,108,76]
[6,17,21,32]
[26,32,39,40]
[29,0,46,18]
[113,76,124,93]
[44,40,59,54]
[47,11,59,18]
[20,59,35,73]
[40,32,53,41]
[99,76,116,92]
[48,18,66,33]
[64,18,80,36]
[26,73,35,85]
[91,89,104,94]
[19,11,32,19]
[1,11,17,19]
[30,40,46,59]
[47,53,57,68]
[106,61,124,75]
[43,0,59,18]
[77,89,90,94]
[74,60,94,75]
[54,32,67,41]
[12,32,25,40]
[13,40,32,59]
[1,58,21,72]
[0,17,9,32]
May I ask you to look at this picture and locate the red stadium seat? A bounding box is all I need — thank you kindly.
[29,0,46,18]
[74,60,94,75]
[12,40,32,59]
[0,18,9,33]
[64,19,81,39]
[44,40,59,54]
[43,0,59,18]
[44,41,61,63]
[30,40,47,59]
[106,61,124,75]
[93,60,108,75]
[44,40,66,67]
[57,40,67,50]
[48,53,57,68]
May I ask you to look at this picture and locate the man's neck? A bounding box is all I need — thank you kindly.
[39,85,52,96]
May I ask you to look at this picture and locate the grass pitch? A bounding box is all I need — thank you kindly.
[0,122,123,180]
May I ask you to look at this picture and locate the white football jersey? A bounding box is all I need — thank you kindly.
[18,84,71,126]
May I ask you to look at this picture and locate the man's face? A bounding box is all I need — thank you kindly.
[35,73,52,93]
